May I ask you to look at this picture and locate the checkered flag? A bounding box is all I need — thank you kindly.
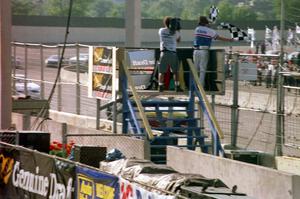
[218,22,250,41]
[208,5,219,24]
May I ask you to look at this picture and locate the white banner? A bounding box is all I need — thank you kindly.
[239,61,257,81]
[119,178,175,199]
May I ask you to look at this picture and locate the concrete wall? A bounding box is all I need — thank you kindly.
[12,25,266,46]
[12,15,279,45]
[167,146,300,199]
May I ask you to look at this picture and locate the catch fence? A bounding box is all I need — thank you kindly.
[10,42,300,155]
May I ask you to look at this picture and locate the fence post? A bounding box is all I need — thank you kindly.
[96,99,100,130]
[275,0,285,157]
[76,43,81,115]
[57,47,62,111]
[12,43,16,95]
[40,44,45,99]
[231,53,239,148]
[275,67,285,156]
[24,44,28,96]
[62,123,67,156]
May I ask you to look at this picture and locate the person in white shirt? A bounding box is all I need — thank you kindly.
[287,28,294,46]
[265,26,272,47]
[158,16,181,92]
[272,26,280,51]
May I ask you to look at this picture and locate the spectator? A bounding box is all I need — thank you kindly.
[260,42,266,54]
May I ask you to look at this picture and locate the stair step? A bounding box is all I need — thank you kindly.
[150,144,210,148]
[131,100,190,107]
[152,135,207,139]
[127,90,189,98]
[151,126,203,131]
[126,117,200,122]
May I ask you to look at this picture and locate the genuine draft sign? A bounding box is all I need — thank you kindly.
[12,161,73,199]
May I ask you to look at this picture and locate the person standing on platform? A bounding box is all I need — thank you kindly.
[287,28,295,47]
[158,16,182,92]
[193,16,233,87]
[265,25,272,48]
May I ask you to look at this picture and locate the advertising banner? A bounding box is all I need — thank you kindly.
[119,178,175,199]
[0,147,75,199]
[239,61,257,81]
[126,50,155,90]
[76,166,119,199]
[88,46,117,100]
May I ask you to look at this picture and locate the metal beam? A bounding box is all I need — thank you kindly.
[0,0,12,129]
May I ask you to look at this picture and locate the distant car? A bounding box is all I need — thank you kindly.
[45,55,68,67]
[11,56,22,69]
[69,53,89,66]
[14,74,41,99]
[287,51,300,61]
[265,50,280,55]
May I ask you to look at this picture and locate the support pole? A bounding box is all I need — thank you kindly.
[231,53,239,148]
[96,99,100,130]
[275,0,285,156]
[76,44,80,115]
[125,0,141,47]
[0,0,12,129]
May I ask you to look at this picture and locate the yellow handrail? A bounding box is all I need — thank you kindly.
[122,61,154,140]
[187,58,224,139]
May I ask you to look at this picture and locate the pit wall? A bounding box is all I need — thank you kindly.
[167,146,300,199]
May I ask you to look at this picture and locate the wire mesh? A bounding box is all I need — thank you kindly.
[10,42,300,154]
[66,134,147,160]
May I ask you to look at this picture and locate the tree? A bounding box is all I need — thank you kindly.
[143,0,184,19]
[12,0,40,15]
[180,0,203,20]
[253,0,275,20]
[215,0,235,21]
[44,0,94,16]
[88,0,114,17]
[233,5,257,22]
[274,0,300,23]
[109,2,125,18]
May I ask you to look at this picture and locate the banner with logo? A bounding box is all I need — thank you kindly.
[0,147,19,192]
[126,50,156,90]
[76,166,119,199]
[88,46,117,100]
[119,178,175,199]
[0,148,75,199]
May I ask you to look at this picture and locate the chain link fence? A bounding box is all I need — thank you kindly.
[10,42,300,155]
[65,133,148,160]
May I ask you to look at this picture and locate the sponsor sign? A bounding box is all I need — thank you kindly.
[88,46,117,100]
[0,148,75,199]
[119,178,175,199]
[76,166,119,199]
[126,50,155,90]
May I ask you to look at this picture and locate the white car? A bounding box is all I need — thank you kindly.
[14,74,41,99]
[11,56,22,69]
[69,53,89,66]
[45,55,68,67]
[287,51,300,61]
